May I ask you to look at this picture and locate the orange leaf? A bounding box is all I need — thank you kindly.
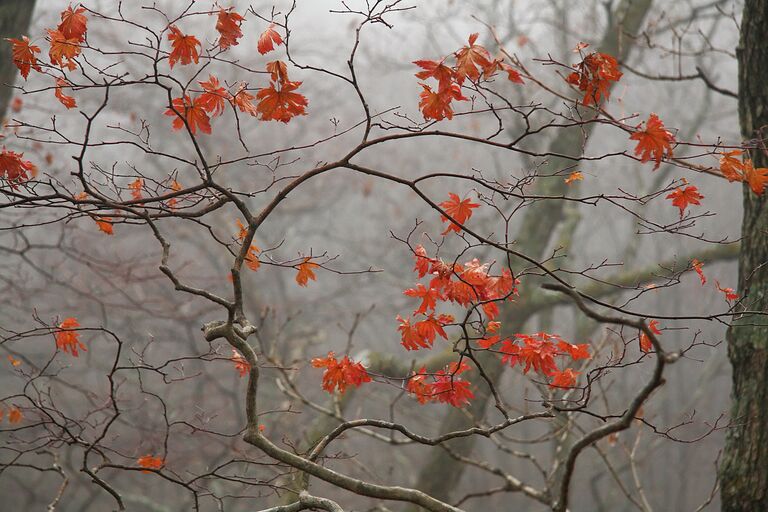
[245,245,260,271]
[137,455,164,473]
[295,258,318,287]
[266,60,289,84]
[414,59,455,92]
[257,23,283,55]
[417,83,467,121]
[666,185,703,218]
[167,25,200,68]
[439,192,479,234]
[215,8,245,50]
[129,178,143,201]
[691,258,706,285]
[164,95,211,135]
[166,179,182,208]
[58,4,88,42]
[564,171,583,184]
[311,351,371,394]
[232,84,259,117]
[630,113,675,169]
[7,355,21,367]
[7,36,41,79]
[256,80,308,122]
[0,147,37,186]
[718,150,745,182]
[54,78,77,109]
[549,368,580,388]
[95,216,113,235]
[198,75,229,117]
[47,29,81,70]
[716,281,739,302]
[742,159,768,196]
[55,317,87,357]
[8,406,22,424]
[565,51,622,105]
[231,349,251,377]
[454,33,492,83]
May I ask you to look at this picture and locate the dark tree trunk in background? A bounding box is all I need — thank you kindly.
[0,0,37,117]
[719,1,768,510]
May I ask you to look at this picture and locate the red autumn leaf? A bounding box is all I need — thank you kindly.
[478,335,501,348]
[137,455,164,473]
[691,258,706,285]
[198,75,229,117]
[266,60,289,84]
[231,349,250,377]
[403,283,441,314]
[164,95,212,135]
[55,317,86,357]
[167,25,200,68]
[128,178,143,201]
[245,245,260,271]
[716,281,739,302]
[414,59,455,92]
[47,29,81,70]
[550,368,580,388]
[418,82,467,121]
[407,362,474,407]
[718,150,745,182]
[0,147,37,186]
[216,8,245,50]
[8,406,22,424]
[295,258,318,287]
[666,185,704,218]
[413,244,432,278]
[54,78,77,109]
[557,341,591,360]
[166,180,182,209]
[742,159,768,196]
[95,216,113,235]
[439,192,479,234]
[257,23,283,55]
[501,333,560,375]
[7,36,41,79]
[565,51,622,105]
[311,351,371,394]
[454,33,492,83]
[11,96,22,112]
[8,355,21,367]
[630,113,675,170]
[231,84,259,117]
[639,319,661,353]
[58,4,88,42]
[256,80,308,122]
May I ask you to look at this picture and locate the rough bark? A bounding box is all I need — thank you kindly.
[719,1,768,510]
[407,1,653,508]
[0,0,37,117]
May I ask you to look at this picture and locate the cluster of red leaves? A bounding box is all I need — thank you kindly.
[54,317,86,357]
[682,259,739,303]
[566,45,623,105]
[439,192,479,234]
[231,349,251,377]
[216,8,245,50]
[717,150,768,195]
[311,352,371,394]
[0,405,23,424]
[414,33,523,121]
[407,361,475,407]
[137,455,164,473]
[630,113,676,169]
[716,281,739,302]
[398,245,519,351]
[0,148,37,187]
[639,319,661,353]
[481,332,589,388]
[666,185,704,218]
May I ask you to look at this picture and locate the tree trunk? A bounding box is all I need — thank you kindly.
[719,1,768,510]
[0,0,37,117]
[407,1,652,508]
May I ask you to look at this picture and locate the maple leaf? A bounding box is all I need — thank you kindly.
[564,171,583,184]
[232,84,259,117]
[742,159,768,195]
[198,75,229,117]
[167,25,200,68]
[415,314,450,345]
[716,281,739,302]
[235,218,249,241]
[666,185,704,218]
[245,245,261,271]
[0,147,37,186]
[165,95,211,135]
[566,51,622,105]
[557,341,591,360]
[295,258,319,287]
[216,8,245,50]
[718,150,745,182]
[639,319,661,353]
[7,36,41,79]
[691,258,706,285]
[311,352,371,394]
[418,82,467,121]
[478,335,501,348]
[129,178,143,201]
[454,33,492,83]
[501,333,560,375]
[414,59,455,92]
[403,283,441,314]
[630,113,675,169]
[54,78,77,109]
[231,349,250,377]
[8,406,22,424]
[439,192,479,234]
[47,29,81,70]
[266,60,289,84]
[166,179,182,208]
[550,368,580,388]
[397,315,427,350]
[58,4,88,42]
[413,244,432,278]
[95,216,114,235]
[487,321,501,333]
[257,23,283,55]
[55,317,86,357]
[429,362,474,407]
[137,455,164,473]
[256,80,308,122]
